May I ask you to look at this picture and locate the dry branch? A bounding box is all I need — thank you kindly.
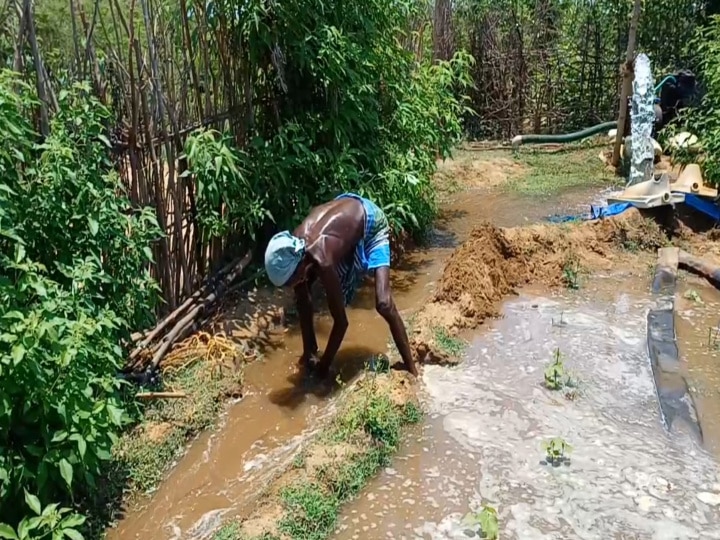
[128,250,252,373]
[134,391,187,400]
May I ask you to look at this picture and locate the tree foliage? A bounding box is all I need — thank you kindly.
[673,15,720,186]
[449,0,711,138]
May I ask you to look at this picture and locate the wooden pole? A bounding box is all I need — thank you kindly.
[611,0,643,169]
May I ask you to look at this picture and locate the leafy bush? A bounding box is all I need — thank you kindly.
[0,71,160,531]
[678,15,720,186]
[183,0,473,247]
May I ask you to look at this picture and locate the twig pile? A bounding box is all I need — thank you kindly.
[127,251,252,374]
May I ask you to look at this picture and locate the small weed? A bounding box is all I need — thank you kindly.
[684,289,704,304]
[433,326,466,357]
[292,451,307,469]
[278,482,339,540]
[462,504,499,539]
[543,349,577,398]
[368,354,391,373]
[562,256,583,290]
[551,311,566,327]
[541,437,573,467]
[708,324,720,350]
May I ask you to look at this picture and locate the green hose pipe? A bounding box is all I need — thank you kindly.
[511,121,617,148]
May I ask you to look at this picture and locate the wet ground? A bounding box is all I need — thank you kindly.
[109,159,720,540]
[334,276,720,539]
[109,180,607,539]
[676,277,720,457]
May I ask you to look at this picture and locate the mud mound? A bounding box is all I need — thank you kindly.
[410,209,666,364]
[435,209,665,315]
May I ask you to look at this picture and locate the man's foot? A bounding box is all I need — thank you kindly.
[311,361,331,379]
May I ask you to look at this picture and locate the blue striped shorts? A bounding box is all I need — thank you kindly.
[333,193,391,306]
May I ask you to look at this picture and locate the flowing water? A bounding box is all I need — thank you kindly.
[109,185,601,539]
[110,179,720,539]
[629,53,656,187]
[334,276,720,539]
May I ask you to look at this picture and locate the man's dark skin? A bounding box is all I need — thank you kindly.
[283,197,419,378]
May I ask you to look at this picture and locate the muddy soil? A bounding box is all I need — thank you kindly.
[410,208,665,367]
[111,147,699,540]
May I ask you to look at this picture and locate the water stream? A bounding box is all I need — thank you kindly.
[628,53,656,187]
[334,277,720,539]
[110,186,601,539]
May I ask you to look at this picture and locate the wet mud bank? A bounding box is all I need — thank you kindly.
[409,207,667,365]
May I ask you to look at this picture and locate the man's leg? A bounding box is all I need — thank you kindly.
[374,266,419,376]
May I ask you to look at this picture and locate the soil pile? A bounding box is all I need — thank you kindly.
[410,208,667,365]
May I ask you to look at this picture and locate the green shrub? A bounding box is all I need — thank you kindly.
[0,72,160,531]
[668,15,720,186]
[182,0,473,247]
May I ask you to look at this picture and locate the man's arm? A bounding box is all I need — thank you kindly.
[315,264,348,375]
[294,280,318,361]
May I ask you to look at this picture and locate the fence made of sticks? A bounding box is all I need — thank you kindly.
[0,0,712,319]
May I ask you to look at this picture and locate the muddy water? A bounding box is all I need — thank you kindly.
[334,275,720,539]
[109,184,619,539]
[676,277,720,457]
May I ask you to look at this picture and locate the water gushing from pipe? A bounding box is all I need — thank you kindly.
[628,53,656,186]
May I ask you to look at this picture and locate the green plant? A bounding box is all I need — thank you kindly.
[683,289,704,304]
[542,437,573,467]
[462,504,499,540]
[0,72,159,530]
[679,16,720,187]
[562,256,582,290]
[707,324,720,351]
[368,354,391,374]
[0,491,86,540]
[433,326,466,357]
[292,451,307,470]
[544,349,568,390]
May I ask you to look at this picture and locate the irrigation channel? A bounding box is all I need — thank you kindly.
[110,151,720,540]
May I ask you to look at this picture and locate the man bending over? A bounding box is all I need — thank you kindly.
[263,193,419,378]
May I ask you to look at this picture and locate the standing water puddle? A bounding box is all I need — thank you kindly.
[334,275,720,539]
[110,183,653,539]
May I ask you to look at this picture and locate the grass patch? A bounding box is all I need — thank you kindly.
[115,363,242,493]
[83,360,243,538]
[433,326,466,357]
[506,146,618,197]
[216,370,422,540]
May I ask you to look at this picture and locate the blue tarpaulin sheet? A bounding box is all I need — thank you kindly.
[682,193,720,222]
[545,194,720,224]
[589,202,634,220]
[545,201,635,223]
